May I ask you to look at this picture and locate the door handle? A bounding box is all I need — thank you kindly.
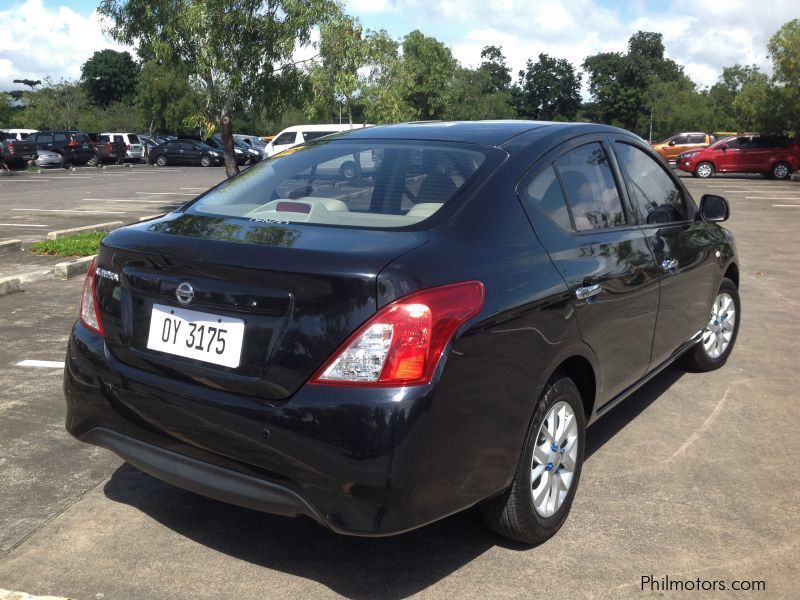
[575,284,602,301]
[661,258,679,271]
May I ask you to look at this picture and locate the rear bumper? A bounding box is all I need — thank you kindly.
[80,427,326,524]
[64,321,513,536]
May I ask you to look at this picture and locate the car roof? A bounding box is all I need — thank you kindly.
[334,120,599,146]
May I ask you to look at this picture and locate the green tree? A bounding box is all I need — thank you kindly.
[516,53,581,120]
[0,93,13,125]
[478,45,512,94]
[707,64,764,131]
[81,49,140,107]
[401,30,457,120]
[135,60,204,134]
[583,31,684,132]
[307,15,367,125]
[768,19,800,131]
[100,0,340,177]
[360,30,414,123]
[444,67,515,120]
[19,78,88,129]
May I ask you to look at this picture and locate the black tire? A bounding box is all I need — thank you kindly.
[480,376,586,545]
[201,155,212,167]
[339,161,357,180]
[680,277,740,372]
[86,156,98,167]
[156,155,168,167]
[771,161,791,181]
[695,162,714,178]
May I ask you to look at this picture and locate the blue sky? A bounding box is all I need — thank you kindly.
[2,0,799,93]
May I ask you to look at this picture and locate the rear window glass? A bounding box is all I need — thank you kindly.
[128,134,140,144]
[188,141,488,228]
[302,131,332,142]
[273,132,297,145]
[72,133,90,142]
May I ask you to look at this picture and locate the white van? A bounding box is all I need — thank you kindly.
[265,124,371,157]
[101,132,144,161]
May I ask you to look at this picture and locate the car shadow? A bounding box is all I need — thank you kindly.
[102,364,687,597]
[585,364,685,460]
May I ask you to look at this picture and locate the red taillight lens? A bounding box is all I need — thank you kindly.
[79,258,104,336]
[67,140,80,148]
[310,281,484,387]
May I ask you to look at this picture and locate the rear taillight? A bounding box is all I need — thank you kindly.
[67,140,80,148]
[79,258,104,336]
[310,281,484,387]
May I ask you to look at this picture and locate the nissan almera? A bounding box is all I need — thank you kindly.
[65,121,739,544]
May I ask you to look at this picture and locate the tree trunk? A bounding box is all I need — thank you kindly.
[348,104,353,127]
[220,95,239,178]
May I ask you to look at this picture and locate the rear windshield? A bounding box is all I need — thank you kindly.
[128,134,140,143]
[188,140,488,228]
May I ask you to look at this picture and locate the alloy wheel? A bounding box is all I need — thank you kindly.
[701,292,736,359]
[531,400,579,517]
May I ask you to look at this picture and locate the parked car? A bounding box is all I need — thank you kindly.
[31,130,94,165]
[651,132,713,162]
[677,133,800,179]
[204,135,248,165]
[148,139,222,167]
[1,128,38,140]
[233,134,268,151]
[34,149,64,168]
[0,130,38,166]
[265,123,371,156]
[101,132,144,162]
[64,121,739,545]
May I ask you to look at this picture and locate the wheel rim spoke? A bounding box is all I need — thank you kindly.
[701,291,735,359]
[530,400,579,518]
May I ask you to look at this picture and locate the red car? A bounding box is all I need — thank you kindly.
[676,134,799,180]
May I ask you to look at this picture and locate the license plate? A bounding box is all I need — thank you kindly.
[146,303,245,368]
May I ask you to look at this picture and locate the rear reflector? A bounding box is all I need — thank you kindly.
[79,257,104,336]
[310,281,484,387]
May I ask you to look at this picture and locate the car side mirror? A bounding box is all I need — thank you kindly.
[668,140,676,146]
[698,194,729,222]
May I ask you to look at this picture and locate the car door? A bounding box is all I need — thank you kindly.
[610,138,720,366]
[270,131,299,155]
[715,137,746,172]
[519,138,660,403]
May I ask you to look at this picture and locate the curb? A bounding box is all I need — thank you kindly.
[0,239,22,254]
[0,276,23,298]
[47,221,123,241]
[54,255,96,279]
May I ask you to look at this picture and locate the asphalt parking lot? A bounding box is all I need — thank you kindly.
[0,172,799,598]
[0,164,225,243]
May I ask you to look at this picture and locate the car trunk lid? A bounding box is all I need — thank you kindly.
[94,213,428,402]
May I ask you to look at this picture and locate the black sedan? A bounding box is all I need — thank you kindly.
[148,139,222,167]
[204,135,250,165]
[64,121,739,545]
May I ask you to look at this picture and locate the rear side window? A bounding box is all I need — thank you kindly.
[673,135,689,144]
[37,133,53,143]
[555,143,626,231]
[302,131,332,142]
[614,143,687,224]
[524,165,572,231]
[128,134,140,144]
[689,134,706,144]
[54,133,66,142]
[273,132,297,145]
[189,141,489,229]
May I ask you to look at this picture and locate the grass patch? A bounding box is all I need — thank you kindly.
[31,231,106,257]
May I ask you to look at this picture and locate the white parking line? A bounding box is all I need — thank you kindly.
[180,187,208,190]
[16,359,65,368]
[12,208,127,214]
[135,192,197,196]
[746,197,800,200]
[773,204,800,208]
[0,179,50,182]
[0,223,48,227]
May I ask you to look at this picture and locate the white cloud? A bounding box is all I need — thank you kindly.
[0,0,132,91]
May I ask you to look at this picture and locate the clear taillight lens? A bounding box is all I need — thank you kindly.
[311,281,484,387]
[79,258,104,336]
